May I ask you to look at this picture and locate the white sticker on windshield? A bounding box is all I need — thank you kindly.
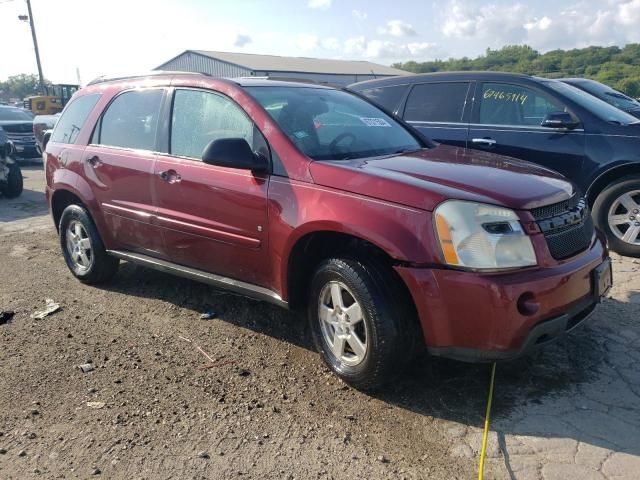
[359,117,392,127]
[293,130,309,139]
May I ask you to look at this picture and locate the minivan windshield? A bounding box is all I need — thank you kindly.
[246,86,423,160]
[546,81,639,125]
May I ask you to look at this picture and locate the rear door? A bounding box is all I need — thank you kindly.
[400,81,473,148]
[467,82,586,181]
[84,88,167,257]
[152,88,271,287]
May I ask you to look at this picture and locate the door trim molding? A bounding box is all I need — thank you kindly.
[106,250,287,308]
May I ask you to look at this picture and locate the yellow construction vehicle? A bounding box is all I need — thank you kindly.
[23,84,79,115]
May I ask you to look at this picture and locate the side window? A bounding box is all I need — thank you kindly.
[98,89,163,150]
[51,93,101,144]
[360,85,408,112]
[478,83,565,126]
[404,82,470,123]
[171,89,253,160]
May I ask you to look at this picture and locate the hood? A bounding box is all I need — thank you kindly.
[309,145,574,211]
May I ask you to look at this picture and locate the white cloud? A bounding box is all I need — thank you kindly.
[440,0,640,53]
[233,34,252,47]
[352,9,367,20]
[307,0,331,10]
[297,33,318,51]
[321,37,341,51]
[378,19,417,37]
[407,42,439,57]
[343,36,439,61]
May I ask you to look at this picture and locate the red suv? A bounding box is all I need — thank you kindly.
[45,73,611,389]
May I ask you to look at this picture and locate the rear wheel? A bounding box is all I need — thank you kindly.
[0,162,23,198]
[59,204,119,284]
[593,176,640,257]
[308,257,416,390]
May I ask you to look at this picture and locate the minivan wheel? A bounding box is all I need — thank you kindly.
[308,257,414,390]
[59,204,119,284]
[593,175,640,257]
[0,162,23,198]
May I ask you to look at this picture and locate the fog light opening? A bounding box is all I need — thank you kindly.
[517,292,539,316]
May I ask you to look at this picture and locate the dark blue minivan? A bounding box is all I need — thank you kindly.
[349,72,640,257]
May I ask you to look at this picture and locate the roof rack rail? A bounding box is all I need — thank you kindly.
[87,70,210,86]
[236,76,321,85]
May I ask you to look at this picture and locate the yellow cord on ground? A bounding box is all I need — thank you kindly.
[478,362,497,480]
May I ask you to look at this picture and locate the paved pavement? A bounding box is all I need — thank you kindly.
[446,253,640,479]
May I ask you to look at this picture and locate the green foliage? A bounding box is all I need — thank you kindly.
[0,74,51,100]
[392,44,640,97]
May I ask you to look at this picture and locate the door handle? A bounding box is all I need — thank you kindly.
[471,138,497,147]
[158,169,182,184]
[86,155,102,167]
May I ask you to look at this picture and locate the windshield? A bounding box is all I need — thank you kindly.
[577,81,640,111]
[0,108,33,121]
[246,86,422,160]
[546,81,639,125]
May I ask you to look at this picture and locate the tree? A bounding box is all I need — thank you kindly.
[0,74,51,100]
[393,43,640,97]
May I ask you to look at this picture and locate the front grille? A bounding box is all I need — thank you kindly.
[6,132,35,143]
[1,123,32,133]
[530,194,582,220]
[530,195,594,260]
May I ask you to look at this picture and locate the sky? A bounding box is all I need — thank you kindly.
[2,0,640,84]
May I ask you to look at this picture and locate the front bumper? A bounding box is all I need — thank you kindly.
[13,143,39,159]
[395,231,609,362]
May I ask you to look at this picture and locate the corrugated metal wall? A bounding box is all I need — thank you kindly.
[158,52,253,78]
[157,52,394,86]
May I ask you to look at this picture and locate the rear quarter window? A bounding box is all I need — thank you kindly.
[50,94,101,144]
[359,85,409,113]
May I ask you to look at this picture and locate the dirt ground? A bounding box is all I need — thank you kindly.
[0,166,638,480]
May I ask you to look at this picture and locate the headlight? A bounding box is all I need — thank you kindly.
[434,201,537,270]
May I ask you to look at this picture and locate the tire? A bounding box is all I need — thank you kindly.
[0,162,23,198]
[592,175,640,257]
[307,257,417,390]
[59,204,119,284]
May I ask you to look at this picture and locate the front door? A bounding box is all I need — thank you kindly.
[467,82,586,182]
[152,88,271,287]
[85,88,166,257]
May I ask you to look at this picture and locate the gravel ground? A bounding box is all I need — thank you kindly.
[0,166,638,480]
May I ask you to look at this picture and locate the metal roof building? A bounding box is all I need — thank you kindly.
[155,50,408,86]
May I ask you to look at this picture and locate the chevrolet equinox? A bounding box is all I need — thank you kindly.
[45,73,611,389]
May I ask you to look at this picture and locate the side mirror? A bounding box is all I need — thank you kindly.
[541,111,579,129]
[201,138,268,172]
[42,130,52,151]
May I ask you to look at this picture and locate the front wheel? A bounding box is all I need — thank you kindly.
[593,175,640,257]
[308,257,416,390]
[59,204,119,284]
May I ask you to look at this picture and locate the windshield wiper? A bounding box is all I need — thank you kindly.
[394,147,422,155]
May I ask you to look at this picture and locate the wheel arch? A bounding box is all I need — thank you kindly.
[586,162,640,206]
[284,229,418,319]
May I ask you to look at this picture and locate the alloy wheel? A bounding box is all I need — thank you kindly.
[608,190,640,245]
[318,281,368,366]
[65,220,93,273]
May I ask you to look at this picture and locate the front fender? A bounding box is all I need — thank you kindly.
[267,178,440,298]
